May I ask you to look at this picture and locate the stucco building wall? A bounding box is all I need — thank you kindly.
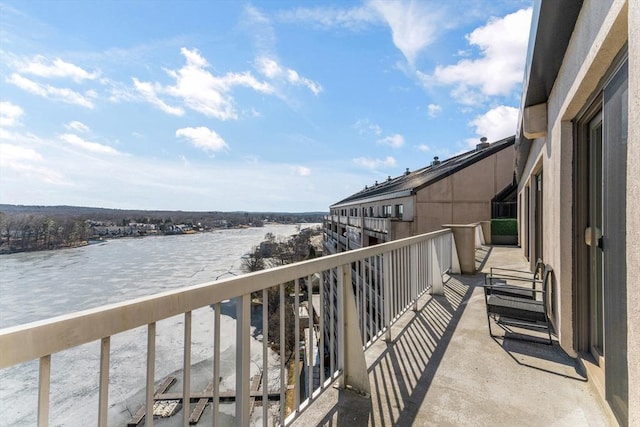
[415,147,515,234]
[517,0,636,422]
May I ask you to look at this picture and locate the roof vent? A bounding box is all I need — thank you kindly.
[405,168,410,175]
[476,136,490,150]
[375,180,378,186]
[387,175,392,181]
[431,156,440,166]
[364,185,368,189]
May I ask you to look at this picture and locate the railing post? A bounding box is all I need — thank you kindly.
[450,232,461,274]
[146,323,156,427]
[411,243,418,311]
[38,355,51,427]
[430,241,444,295]
[383,252,392,342]
[98,337,110,427]
[235,295,250,427]
[213,303,221,427]
[337,264,371,396]
[182,311,192,427]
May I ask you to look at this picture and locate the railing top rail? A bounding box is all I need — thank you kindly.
[0,228,453,368]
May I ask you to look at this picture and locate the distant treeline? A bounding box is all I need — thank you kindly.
[0,204,327,254]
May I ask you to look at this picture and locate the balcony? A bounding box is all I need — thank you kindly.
[0,229,613,426]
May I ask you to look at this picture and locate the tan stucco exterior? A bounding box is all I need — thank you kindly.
[626,2,639,424]
[415,147,515,234]
[518,0,637,423]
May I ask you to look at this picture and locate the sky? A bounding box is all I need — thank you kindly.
[0,0,533,212]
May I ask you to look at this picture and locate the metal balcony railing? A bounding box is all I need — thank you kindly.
[0,229,460,427]
[324,216,390,234]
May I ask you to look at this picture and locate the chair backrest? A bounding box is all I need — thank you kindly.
[540,264,553,312]
[528,258,545,289]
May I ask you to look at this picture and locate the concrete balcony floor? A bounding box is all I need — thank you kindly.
[293,245,616,427]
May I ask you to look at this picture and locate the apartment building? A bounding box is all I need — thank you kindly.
[516,1,637,424]
[324,136,515,254]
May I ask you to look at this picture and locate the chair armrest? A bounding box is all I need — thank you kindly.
[490,266,535,275]
[486,275,542,286]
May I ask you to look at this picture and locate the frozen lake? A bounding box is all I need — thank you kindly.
[0,224,306,426]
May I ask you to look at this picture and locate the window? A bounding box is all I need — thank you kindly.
[382,205,392,217]
[394,204,403,219]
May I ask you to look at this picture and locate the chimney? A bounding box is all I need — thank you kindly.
[476,136,490,150]
[387,175,392,181]
[405,168,410,175]
[431,156,440,166]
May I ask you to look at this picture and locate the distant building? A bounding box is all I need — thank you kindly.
[324,136,515,254]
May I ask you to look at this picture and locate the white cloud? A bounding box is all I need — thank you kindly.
[353,118,382,136]
[133,47,274,120]
[466,105,518,147]
[7,73,95,108]
[378,133,404,148]
[369,0,443,66]
[65,121,90,133]
[416,144,430,152]
[277,5,379,30]
[132,77,184,116]
[291,165,311,176]
[176,126,229,153]
[59,133,119,154]
[0,143,66,184]
[0,101,24,127]
[427,103,442,117]
[255,56,322,95]
[17,55,100,82]
[353,156,397,170]
[241,5,277,53]
[426,8,532,103]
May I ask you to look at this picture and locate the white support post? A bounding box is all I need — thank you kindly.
[450,233,461,274]
[183,311,192,427]
[383,253,392,342]
[411,243,418,311]
[98,337,110,427]
[235,295,251,427]
[337,263,371,396]
[38,355,51,427]
[430,241,445,295]
[146,323,156,427]
[213,303,221,427]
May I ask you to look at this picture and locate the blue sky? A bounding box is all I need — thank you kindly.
[0,0,532,212]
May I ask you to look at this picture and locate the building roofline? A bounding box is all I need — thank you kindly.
[515,0,584,182]
[331,136,515,208]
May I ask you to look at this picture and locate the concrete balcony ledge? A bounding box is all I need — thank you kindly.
[292,246,615,426]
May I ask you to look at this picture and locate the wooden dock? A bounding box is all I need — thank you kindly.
[127,375,280,426]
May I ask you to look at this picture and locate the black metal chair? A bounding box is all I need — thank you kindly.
[483,263,553,345]
[484,258,544,300]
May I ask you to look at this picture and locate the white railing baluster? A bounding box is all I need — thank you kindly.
[213,303,220,427]
[329,270,335,378]
[98,337,110,427]
[307,275,313,400]
[38,355,50,427]
[183,311,191,427]
[262,288,268,426]
[146,322,156,427]
[236,295,250,427]
[319,271,325,386]
[279,283,285,424]
[416,243,419,311]
[383,252,392,341]
[294,278,300,411]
